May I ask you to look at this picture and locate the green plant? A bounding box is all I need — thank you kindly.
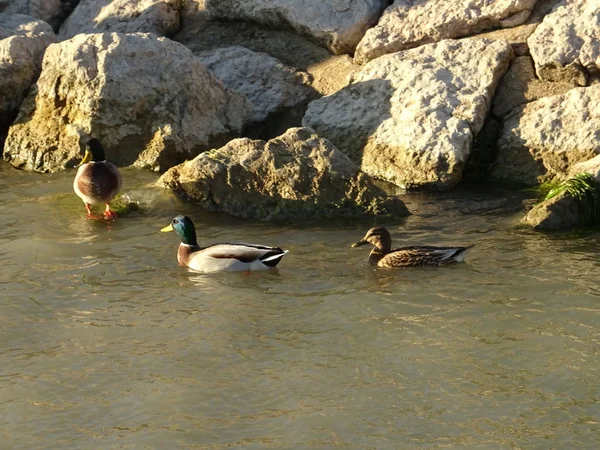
[544,173,600,223]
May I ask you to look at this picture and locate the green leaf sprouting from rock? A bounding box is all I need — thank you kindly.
[544,173,600,224]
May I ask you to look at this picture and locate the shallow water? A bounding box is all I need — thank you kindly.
[1,161,599,449]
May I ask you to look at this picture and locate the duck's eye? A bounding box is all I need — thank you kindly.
[173,219,177,224]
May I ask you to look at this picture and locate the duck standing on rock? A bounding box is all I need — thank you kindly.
[73,138,122,220]
[352,226,472,268]
[161,215,289,273]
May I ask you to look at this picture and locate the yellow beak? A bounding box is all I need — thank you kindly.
[78,149,92,167]
[160,224,174,232]
[351,240,367,248]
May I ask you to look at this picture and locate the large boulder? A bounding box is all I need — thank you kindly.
[203,0,388,55]
[491,85,600,185]
[3,32,252,172]
[59,0,181,40]
[0,14,56,151]
[0,0,78,31]
[197,46,315,123]
[354,0,536,65]
[303,38,514,190]
[158,127,410,221]
[528,0,600,84]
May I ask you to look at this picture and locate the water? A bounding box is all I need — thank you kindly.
[1,161,599,449]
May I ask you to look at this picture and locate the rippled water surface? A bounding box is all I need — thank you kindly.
[1,162,599,449]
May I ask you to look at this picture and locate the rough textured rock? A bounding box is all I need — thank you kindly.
[59,0,181,40]
[492,85,600,185]
[158,127,409,221]
[197,46,315,123]
[303,38,514,190]
[492,56,578,118]
[571,155,600,181]
[528,0,600,84]
[0,0,79,31]
[203,0,388,55]
[3,32,252,172]
[355,0,536,65]
[176,14,357,96]
[0,14,56,151]
[522,190,584,230]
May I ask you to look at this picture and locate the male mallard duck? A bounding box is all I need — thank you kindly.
[161,215,288,272]
[73,138,122,219]
[351,226,472,268]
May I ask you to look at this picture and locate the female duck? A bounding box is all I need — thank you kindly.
[73,138,122,219]
[161,215,288,272]
[352,226,472,268]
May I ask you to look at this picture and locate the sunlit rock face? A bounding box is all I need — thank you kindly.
[158,127,409,221]
[492,85,600,186]
[0,0,79,31]
[58,0,181,40]
[304,38,514,191]
[354,0,536,64]
[0,14,57,151]
[3,32,252,172]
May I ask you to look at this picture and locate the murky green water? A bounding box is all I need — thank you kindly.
[1,161,599,449]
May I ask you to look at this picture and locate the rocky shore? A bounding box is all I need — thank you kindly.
[1,0,599,227]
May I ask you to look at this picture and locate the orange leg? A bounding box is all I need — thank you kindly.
[85,203,103,220]
[103,203,118,220]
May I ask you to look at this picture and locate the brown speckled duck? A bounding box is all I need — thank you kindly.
[73,138,122,220]
[351,226,472,268]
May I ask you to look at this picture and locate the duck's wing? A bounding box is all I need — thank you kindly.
[188,243,288,272]
[379,245,473,268]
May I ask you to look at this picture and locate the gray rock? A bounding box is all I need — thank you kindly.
[522,190,584,230]
[528,0,600,84]
[355,0,536,64]
[158,127,410,221]
[197,46,315,122]
[0,0,78,31]
[0,14,56,149]
[3,32,252,172]
[303,38,514,190]
[492,85,600,185]
[203,0,388,55]
[59,0,181,40]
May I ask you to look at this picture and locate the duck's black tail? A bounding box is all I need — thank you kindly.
[260,249,289,267]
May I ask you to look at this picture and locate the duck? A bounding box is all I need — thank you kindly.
[351,226,472,268]
[73,138,122,220]
[161,215,288,272]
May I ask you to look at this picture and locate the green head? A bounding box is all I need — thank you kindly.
[161,215,198,246]
[80,138,106,165]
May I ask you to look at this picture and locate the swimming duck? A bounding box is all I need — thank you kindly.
[73,138,122,219]
[161,215,288,272]
[351,226,472,268]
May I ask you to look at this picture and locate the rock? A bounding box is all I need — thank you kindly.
[59,0,181,40]
[354,0,536,64]
[492,85,600,185]
[303,38,514,190]
[203,0,388,55]
[528,0,600,84]
[197,46,315,123]
[0,0,78,31]
[522,190,584,230]
[158,127,410,221]
[175,14,357,96]
[491,56,578,118]
[571,155,600,181]
[3,32,252,172]
[0,14,56,151]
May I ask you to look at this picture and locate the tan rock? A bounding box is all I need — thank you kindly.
[492,56,578,118]
[59,0,182,40]
[158,127,409,221]
[0,14,56,149]
[355,0,536,64]
[492,85,600,185]
[528,0,600,84]
[3,32,252,172]
[522,190,584,230]
[203,0,388,55]
[0,0,77,31]
[304,38,514,190]
[197,46,315,122]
